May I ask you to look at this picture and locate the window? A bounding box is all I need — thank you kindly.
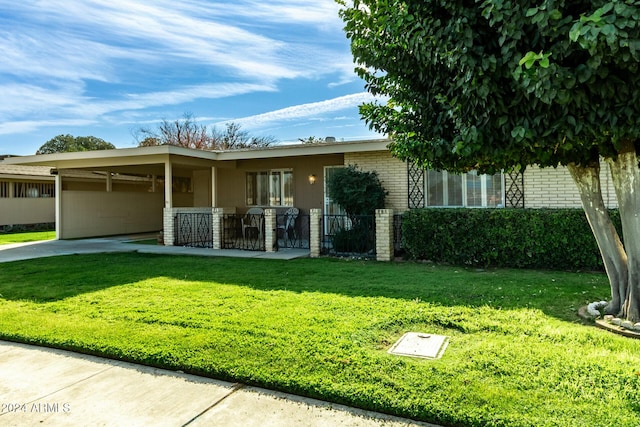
[9,181,55,198]
[155,176,192,193]
[426,170,503,207]
[246,170,293,207]
[0,181,8,198]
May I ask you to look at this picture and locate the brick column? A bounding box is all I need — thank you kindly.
[376,209,394,262]
[264,209,277,252]
[310,208,322,258]
[162,208,175,246]
[212,208,223,250]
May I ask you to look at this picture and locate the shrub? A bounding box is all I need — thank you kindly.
[326,165,386,216]
[325,165,386,256]
[401,208,622,271]
[330,217,376,255]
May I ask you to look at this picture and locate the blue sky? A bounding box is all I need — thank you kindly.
[0,0,384,156]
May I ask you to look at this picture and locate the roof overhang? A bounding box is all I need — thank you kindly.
[0,165,54,180]
[1,145,215,168]
[214,139,391,160]
[2,139,391,171]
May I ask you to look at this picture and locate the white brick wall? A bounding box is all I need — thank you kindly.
[341,150,619,211]
[375,209,394,261]
[345,151,409,212]
[524,164,618,208]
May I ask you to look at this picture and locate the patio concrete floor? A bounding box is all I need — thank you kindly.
[0,234,310,263]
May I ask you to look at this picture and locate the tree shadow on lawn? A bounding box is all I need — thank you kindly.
[0,252,610,321]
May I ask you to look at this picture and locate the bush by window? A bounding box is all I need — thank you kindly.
[401,208,619,270]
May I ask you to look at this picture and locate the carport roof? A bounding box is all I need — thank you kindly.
[1,139,391,171]
[0,164,53,178]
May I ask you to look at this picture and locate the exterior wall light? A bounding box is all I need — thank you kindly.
[308,174,316,185]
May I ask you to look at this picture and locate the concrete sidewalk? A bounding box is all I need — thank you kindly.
[0,341,436,427]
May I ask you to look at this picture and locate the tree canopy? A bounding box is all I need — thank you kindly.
[298,136,327,144]
[36,135,115,154]
[136,114,275,150]
[339,0,640,321]
[339,0,640,172]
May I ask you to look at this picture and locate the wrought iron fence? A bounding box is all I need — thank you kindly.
[275,213,310,250]
[173,212,214,248]
[222,213,265,251]
[393,214,404,256]
[321,214,376,258]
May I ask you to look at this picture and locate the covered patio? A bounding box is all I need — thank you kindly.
[4,140,390,253]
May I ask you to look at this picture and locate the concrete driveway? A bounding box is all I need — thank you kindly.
[0,236,309,263]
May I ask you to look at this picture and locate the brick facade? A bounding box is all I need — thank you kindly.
[345,151,619,210]
[523,164,618,208]
[344,151,409,212]
[375,209,394,262]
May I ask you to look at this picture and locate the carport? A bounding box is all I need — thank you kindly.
[3,145,221,239]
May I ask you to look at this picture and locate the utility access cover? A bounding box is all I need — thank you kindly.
[388,332,449,359]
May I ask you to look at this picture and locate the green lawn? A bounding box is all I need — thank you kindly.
[0,230,55,245]
[0,253,638,426]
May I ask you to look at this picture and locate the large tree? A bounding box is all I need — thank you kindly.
[36,134,115,154]
[339,0,640,321]
[136,113,275,150]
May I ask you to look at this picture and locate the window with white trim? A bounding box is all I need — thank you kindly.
[246,170,293,207]
[426,170,504,207]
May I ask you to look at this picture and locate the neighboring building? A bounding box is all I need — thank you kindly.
[2,140,615,240]
[0,164,56,229]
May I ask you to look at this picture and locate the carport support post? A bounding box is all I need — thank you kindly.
[310,208,322,258]
[55,173,62,240]
[211,167,217,207]
[162,160,174,246]
[375,209,394,262]
[164,160,173,209]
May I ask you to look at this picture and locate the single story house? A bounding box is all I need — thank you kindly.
[0,163,56,229]
[2,139,618,241]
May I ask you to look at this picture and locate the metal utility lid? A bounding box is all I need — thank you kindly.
[388,332,449,359]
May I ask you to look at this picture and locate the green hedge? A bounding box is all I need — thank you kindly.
[401,208,622,271]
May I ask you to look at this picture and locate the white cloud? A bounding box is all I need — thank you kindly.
[226,92,380,129]
[0,0,370,153]
[0,119,96,136]
[222,0,343,27]
[0,82,276,127]
[0,0,343,82]
[0,83,86,119]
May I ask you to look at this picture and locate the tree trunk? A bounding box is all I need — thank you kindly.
[607,140,640,322]
[567,162,628,316]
